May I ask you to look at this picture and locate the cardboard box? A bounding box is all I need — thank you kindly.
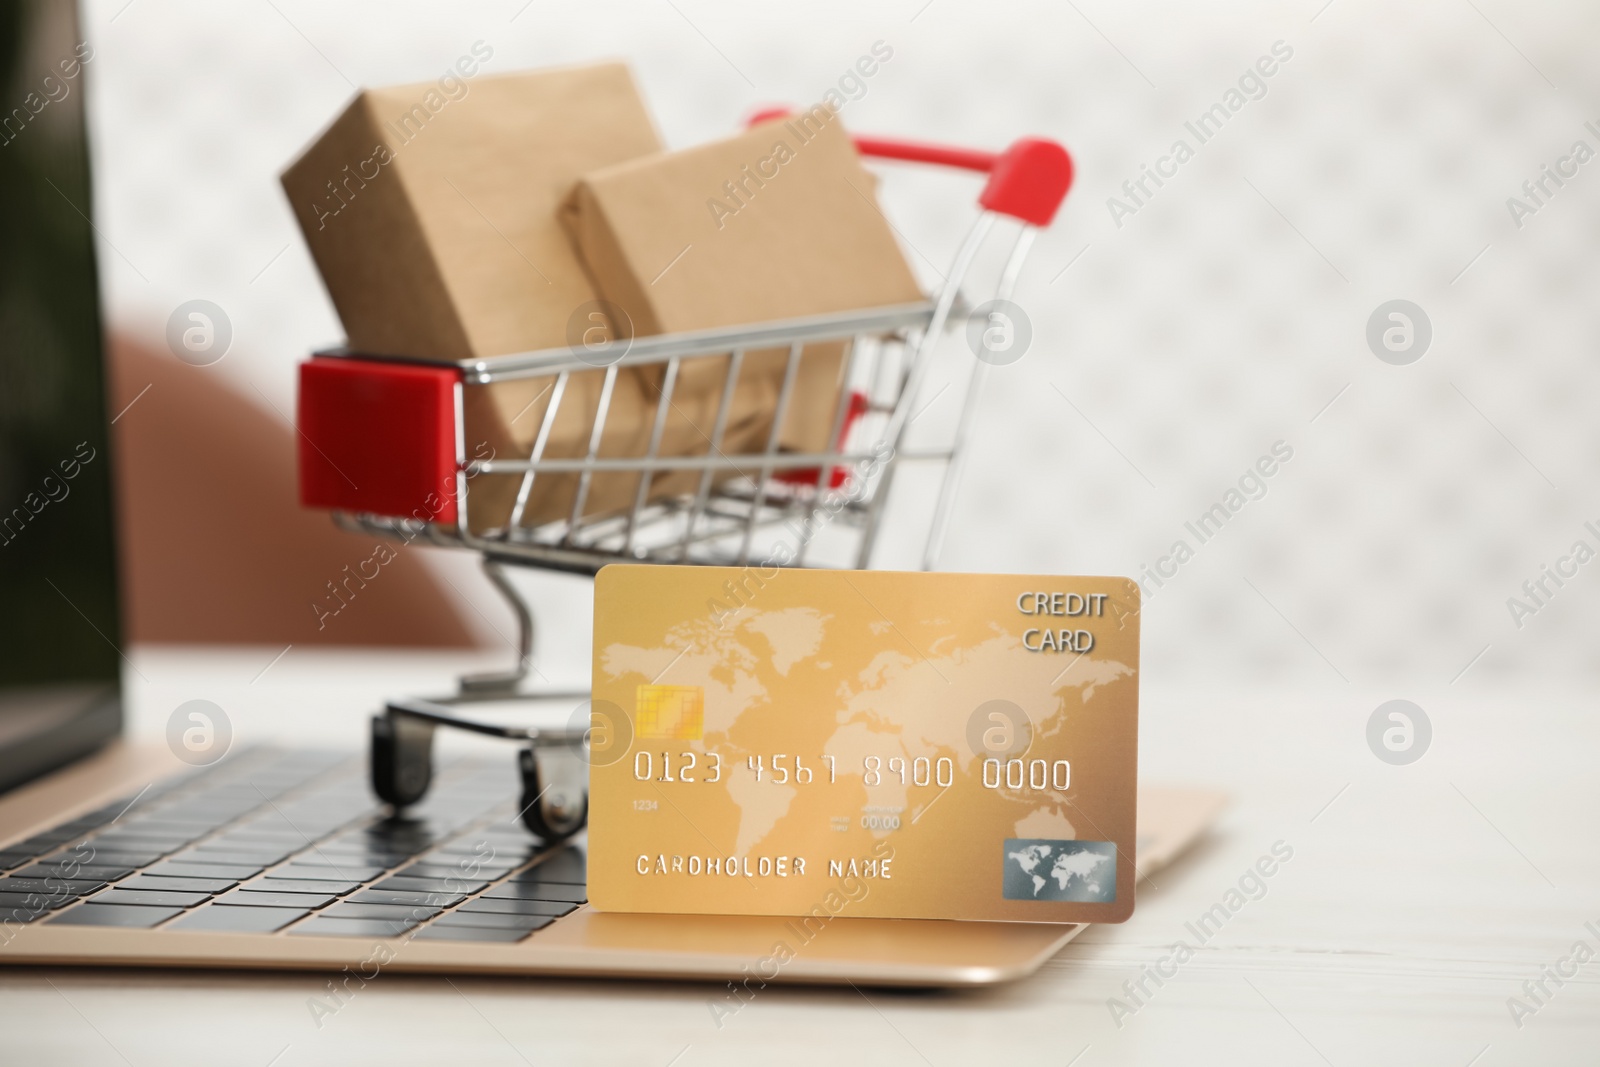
[283,62,688,531]
[281,62,662,361]
[561,108,924,454]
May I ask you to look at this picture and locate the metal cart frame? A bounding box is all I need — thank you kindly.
[295,118,1073,833]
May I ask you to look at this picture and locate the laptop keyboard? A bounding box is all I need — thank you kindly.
[0,747,586,943]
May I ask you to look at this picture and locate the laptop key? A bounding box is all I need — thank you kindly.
[516,849,586,884]
[401,862,519,881]
[0,892,74,920]
[309,854,412,871]
[117,875,237,894]
[207,845,304,861]
[409,925,534,943]
[457,897,578,918]
[220,889,337,909]
[168,905,310,933]
[77,863,139,881]
[113,820,217,836]
[47,903,184,928]
[360,827,434,849]
[92,831,192,846]
[88,840,189,856]
[0,852,31,870]
[145,862,264,881]
[185,848,294,866]
[289,917,417,938]
[431,845,538,865]
[74,850,169,868]
[7,833,76,854]
[482,882,587,903]
[258,877,362,896]
[277,862,386,882]
[89,888,211,908]
[349,889,466,908]
[210,833,309,848]
[0,878,106,897]
[321,901,443,921]
[11,863,135,883]
[429,911,554,932]
[372,875,490,895]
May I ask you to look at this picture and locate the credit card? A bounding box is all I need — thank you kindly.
[586,566,1140,924]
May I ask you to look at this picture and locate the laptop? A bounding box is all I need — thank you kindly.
[0,0,1224,987]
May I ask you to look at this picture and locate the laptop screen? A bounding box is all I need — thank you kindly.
[0,0,123,791]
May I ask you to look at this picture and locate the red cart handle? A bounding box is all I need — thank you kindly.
[747,107,1073,227]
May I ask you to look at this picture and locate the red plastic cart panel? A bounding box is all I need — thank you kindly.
[297,357,461,525]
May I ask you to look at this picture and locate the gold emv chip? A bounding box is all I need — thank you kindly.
[635,684,704,740]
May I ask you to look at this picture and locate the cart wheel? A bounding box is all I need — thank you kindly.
[370,709,436,808]
[518,745,588,841]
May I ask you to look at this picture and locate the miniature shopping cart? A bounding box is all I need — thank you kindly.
[294,119,1073,839]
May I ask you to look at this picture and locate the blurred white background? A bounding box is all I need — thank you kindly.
[78,0,1600,693]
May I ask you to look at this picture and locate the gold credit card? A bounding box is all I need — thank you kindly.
[587,566,1140,924]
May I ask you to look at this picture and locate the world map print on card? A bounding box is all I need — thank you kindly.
[1002,839,1117,902]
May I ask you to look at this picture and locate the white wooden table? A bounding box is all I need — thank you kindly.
[1,647,1594,1065]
